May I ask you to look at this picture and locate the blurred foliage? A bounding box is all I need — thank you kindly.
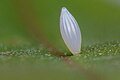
[0,0,120,80]
[0,0,120,46]
[0,42,120,80]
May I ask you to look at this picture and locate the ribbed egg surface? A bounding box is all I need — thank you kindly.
[60,7,82,55]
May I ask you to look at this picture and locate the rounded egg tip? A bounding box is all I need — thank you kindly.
[61,7,68,13]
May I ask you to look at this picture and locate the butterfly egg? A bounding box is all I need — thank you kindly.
[60,7,82,55]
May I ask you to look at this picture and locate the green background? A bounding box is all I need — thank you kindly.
[0,0,120,80]
[1,0,120,46]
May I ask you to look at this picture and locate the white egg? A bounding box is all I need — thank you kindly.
[60,7,82,55]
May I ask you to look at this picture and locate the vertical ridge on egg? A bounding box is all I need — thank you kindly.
[60,7,81,55]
